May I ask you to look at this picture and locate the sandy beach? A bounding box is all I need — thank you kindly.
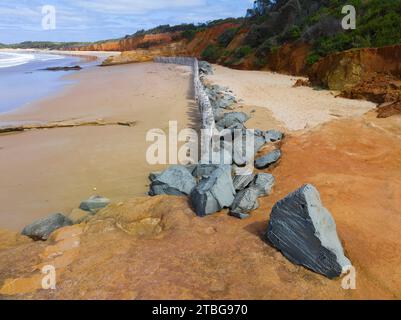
[0,62,195,230]
[207,65,376,132]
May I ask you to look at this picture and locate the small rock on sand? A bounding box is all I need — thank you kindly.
[79,195,111,213]
[22,213,73,241]
[255,150,282,169]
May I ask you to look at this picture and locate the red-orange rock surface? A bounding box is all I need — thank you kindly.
[73,32,181,52]
[187,22,241,58]
[264,42,311,75]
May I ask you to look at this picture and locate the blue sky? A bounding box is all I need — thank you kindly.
[0,0,253,44]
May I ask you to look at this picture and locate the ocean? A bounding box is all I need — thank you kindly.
[0,51,95,114]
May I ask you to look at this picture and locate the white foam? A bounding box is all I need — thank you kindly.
[0,52,64,68]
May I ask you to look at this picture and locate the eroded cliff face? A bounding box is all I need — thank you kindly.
[308,44,401,117]
[264,42,311,75]
[74,32,181,52]
[186,22,241,57]
[309,44,401,91]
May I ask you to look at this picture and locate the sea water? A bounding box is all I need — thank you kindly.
[0,51,95,113]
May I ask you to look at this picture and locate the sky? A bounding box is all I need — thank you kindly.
[0,0,254,44]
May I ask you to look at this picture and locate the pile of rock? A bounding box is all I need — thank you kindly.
[148,58,284,219]
[149,163,277,220]
[21,195,111,240]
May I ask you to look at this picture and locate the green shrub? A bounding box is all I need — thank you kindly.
[182,29,197,41]
[279,26,302,42]
[243,24,271,47]
[218,28,238,47]
[201,44,222,62]
[234,46,253,59]
[306,53,321,66]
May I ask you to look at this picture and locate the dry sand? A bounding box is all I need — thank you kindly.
[207,65,376,131]
[0,62,197,230]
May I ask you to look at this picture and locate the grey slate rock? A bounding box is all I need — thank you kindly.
[79,195,111,213]
[199,61,213,75]
[216,112,250,130]
[22,213,73,241]
[230,187,260,219]
[266,184,352,279]
[233,174,255,191]
[255,150,282,169]
[251,173,275,197]
[264,130,284,142]
[190,165,235,217]
[232,130,266,166]
[149,165,197,196]
[149,172,162,182]
[213,107,225,122]
[229,212,251,220]
[192,164,220,179]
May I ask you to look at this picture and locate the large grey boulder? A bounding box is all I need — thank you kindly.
[251,173,275,197]
[79,195,111,213]
[149,165,197,196]
[229,187,260,219]
[216,112,250,130]
[233,174,255,191]
[199,61,213,75]
[22,213,73,241]
[190,165,235,217]
[233,130,266,166]
[191,164,220,179]
[264,130,284,142]
[255,150,282,169]
[266,184,352,279]
[215,93,236,110]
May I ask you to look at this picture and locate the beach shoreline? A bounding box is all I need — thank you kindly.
[0,61,194,230]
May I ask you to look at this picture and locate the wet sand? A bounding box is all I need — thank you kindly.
[0,62,196,230]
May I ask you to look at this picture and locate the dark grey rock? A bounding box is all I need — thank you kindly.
[149,172,162,182]
[79,195,111,213]
[255,150,282,169]
[251,173,275,197]
[266,184,352,279]
[192,164,220,179]
[22,213,73,241]
[215,94,236,109]
[216,112,250,130]
[264,130,284,142]
[149,165,197,196]
[184,164,198,176]
[213,107,225,122]
[199,61,213,75]
[230,187,260,219]
[229,212,251,220]
[190,165,235,217]
[232,129,266,166]
[233,174,255,191]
